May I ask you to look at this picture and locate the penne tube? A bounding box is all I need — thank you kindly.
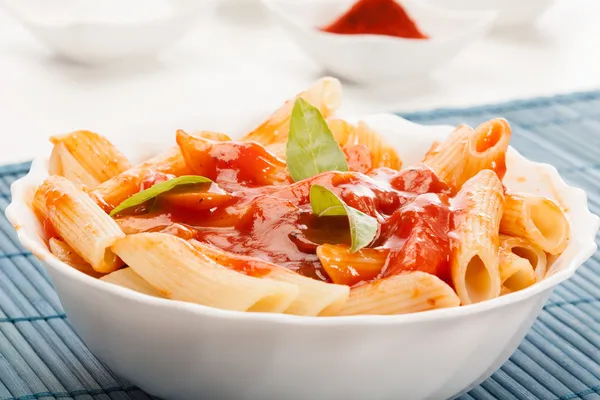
[500,235,547,282]
[500,193,569,255]
[101,268,164,298]
[268,270,348,316]
[317,244,388,287]
[49,238,104,278]
[52,142,101,188]
[327,117,355,145]
[349,121,402,170]
[32,183,49,219]
[50,130,132,186]
[338,272,460,315]
[422,124,471,191]
[498,248,535,292]
[91,130,230,209]
[242,77,342,145]
[190,241,349,316]
[326,118,402,171]
[423,119,511,192]
[112,233,299,313]
[35,176,125,273]
[450,170,504,305]
[89,146,192,212]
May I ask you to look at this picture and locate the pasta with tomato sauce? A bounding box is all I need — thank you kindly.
[31,78,570,316]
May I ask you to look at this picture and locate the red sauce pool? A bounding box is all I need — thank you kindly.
[111,140,454,285]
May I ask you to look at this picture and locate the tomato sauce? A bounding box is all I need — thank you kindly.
[112,145,456,285]
[343,144,372,173]
[379,193,453,284]
[177,132,290,188]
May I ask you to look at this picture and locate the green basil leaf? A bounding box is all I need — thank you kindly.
[286,98,348,181]
[310,185,378,252]
[109,175,212,217]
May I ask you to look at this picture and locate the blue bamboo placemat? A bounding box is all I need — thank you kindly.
[0,90,599,400]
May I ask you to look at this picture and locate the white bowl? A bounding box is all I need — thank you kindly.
[0,0,211,64]
[426,0,555,29]
[262,0,497,84]
[6,111,599,400]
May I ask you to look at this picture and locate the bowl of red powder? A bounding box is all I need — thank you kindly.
[263,0,497,84]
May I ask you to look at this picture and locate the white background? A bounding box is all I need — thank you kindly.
[0,0,599,164]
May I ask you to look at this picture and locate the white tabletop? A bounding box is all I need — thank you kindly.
[0,0,599,164]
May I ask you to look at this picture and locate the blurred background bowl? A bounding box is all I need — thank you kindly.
[426,0,556,29]
[0,0,212,65]
[262,0,497,85]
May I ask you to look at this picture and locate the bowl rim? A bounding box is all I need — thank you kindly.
[5,114,599,326]
[262,0,498,45]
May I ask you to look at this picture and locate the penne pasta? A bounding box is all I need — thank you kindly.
[498,247,536,292]
[50,130,132,186]
[89,146,191,212]
[500,193,569,255]
[32,183,49,219]
[29,77,570,317]
[326,118,402,171]
[190,241,349,316]
[423,119,511,192]
[86,129,230,203]
[90,130,231,211]
[242,77,342,145]
[339,272,460,315]
[51,142,101,188]
[317,244,388,286]
[269,270,348,316]
[349,121,402,170]
[500,235,547,282]
[49,238,104,278]
[112,233,299,313]
[101,268,165,298]
[423,124,471,192]
[35,176,125,273]
[327,117,356,145]
[450,170,504,305]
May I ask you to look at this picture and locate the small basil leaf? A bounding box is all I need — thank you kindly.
[310,185,378,252]
[286,98,348,181]
[109,175,212,217]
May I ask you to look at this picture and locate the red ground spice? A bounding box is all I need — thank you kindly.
[322,0,428,39]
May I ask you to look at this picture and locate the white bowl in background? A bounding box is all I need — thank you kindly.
[0,0,212,64]
[426,0,556,29]
[6,110,599,400]
[262,0,497,84]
